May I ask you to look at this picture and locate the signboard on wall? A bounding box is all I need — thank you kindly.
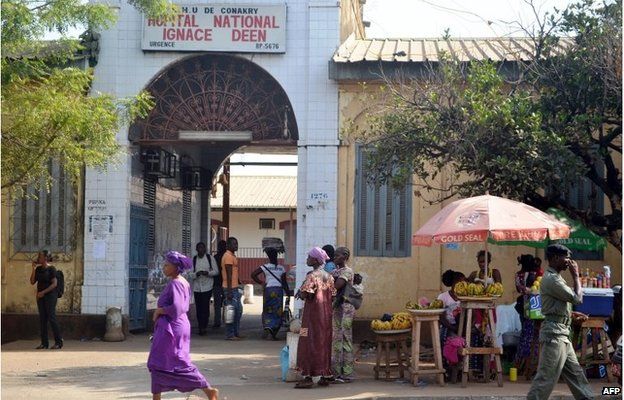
[141,4,286,53]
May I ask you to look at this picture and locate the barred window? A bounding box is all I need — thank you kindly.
[11,161,75,255]
[355,147,411,257]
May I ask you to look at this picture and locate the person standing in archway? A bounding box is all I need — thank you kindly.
[190,242,219,335]
[212,240,228,329]
[221,237,243,340]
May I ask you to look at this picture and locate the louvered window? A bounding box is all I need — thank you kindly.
[355,146,411,257]
[143,178,156,252]
[182,190,192,255]
[11,161,75,255]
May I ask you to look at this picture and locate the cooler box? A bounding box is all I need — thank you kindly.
[573,288,614,317]
[524,294,545,320]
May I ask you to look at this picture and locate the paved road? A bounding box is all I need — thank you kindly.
[1,296,617,399]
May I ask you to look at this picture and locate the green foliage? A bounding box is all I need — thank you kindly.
[359,0,621,249]
[1,68,155,193]
[1,0,173,192]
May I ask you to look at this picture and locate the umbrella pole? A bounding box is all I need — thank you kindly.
[484,239,489,289]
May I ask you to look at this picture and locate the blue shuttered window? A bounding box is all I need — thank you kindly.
[355,147,411,257]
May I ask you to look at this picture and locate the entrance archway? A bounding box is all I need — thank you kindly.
[128,54,299,329]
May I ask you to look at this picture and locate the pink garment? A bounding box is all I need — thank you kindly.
[307,247,329,265]
[443,336,466,365]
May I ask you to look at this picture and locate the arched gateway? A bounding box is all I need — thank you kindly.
[81,1,340,329]
[124,54,299,329]
[130,53,298,144]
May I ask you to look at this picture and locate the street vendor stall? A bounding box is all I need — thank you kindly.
[412,194,571,386]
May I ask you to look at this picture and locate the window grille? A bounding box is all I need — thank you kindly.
[259,218,275,230]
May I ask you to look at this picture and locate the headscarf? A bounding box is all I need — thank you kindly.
[308,247,329,265]
[165,251,193,273]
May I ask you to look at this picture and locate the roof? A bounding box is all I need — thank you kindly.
[333,35,575,63]
[211,176,296,209]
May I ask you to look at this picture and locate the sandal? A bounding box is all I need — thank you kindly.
[294,379,314,389]
[317,377,330,387]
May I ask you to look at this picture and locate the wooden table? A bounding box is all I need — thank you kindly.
[457,297,503,388]
[373,331,410,380]
[407,309,446,386]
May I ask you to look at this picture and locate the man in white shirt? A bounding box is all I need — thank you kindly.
[190,242,219,335]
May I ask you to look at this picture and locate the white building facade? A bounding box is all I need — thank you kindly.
[82,0,348,326]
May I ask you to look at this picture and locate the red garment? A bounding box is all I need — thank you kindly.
[443,336,466,365]
[296,268,335,377]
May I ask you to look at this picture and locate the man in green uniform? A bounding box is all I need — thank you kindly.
[527,244,594,400]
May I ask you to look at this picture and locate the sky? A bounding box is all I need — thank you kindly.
[47,0,575,177]
[364,0,575,38]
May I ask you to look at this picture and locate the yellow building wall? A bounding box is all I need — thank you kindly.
[337,83,622,319]
[339,0,365,41]
[1,184,84,314]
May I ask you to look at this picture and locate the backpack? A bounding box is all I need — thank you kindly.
[55,269,65,298]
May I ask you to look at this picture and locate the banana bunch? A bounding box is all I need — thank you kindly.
[455,281,486,296]
[391,312,412,330]
[455,280,503,297]
[454,281,469,296]
[429,299,444,309]
[405,300,420,310]
[371,319,393,331]
[406,299,444,310]
[486,282,504,296]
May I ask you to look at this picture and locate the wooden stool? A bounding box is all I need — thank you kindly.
[408,311,445,386]
[373,332,410,380]
[579,317,613,382]
[457,298,503,388]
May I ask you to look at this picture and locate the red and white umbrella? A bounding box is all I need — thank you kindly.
[412,194,571,284]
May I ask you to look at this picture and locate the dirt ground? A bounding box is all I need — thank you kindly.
[1,296,617,399]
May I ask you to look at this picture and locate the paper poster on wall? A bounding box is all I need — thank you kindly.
[93,240,107,259]
[89,215,113,240]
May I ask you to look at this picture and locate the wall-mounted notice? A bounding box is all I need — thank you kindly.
[89,215,114,240]
[142,4,286,53]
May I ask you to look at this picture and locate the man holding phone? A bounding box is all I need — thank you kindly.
[527,244,594,400]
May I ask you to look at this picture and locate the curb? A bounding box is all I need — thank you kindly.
[359,397,613,400]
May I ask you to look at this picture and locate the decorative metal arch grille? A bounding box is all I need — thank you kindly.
[129,54,298,143]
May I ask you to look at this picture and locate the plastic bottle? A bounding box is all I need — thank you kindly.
[604,266,611,288]
[597,274,603,289]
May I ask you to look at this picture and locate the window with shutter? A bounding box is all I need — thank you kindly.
[143,178,156,252]
[182,190,192,255]
[355,146,411,257]
[10,161,75,256]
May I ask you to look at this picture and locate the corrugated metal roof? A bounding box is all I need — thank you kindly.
[211,176,296,209]
[333,35,575,63]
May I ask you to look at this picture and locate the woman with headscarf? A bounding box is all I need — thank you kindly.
[251,247,288,340]
[294,247,335,389]
[147,251,219,400]
[331,246,355,383]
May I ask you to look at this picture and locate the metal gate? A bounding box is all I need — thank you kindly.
[129,205,150,331]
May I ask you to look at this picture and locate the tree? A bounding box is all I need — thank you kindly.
[358,0,622,251]
[1,0,176,194]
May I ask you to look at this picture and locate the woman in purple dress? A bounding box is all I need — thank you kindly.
[147,251,219,400]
